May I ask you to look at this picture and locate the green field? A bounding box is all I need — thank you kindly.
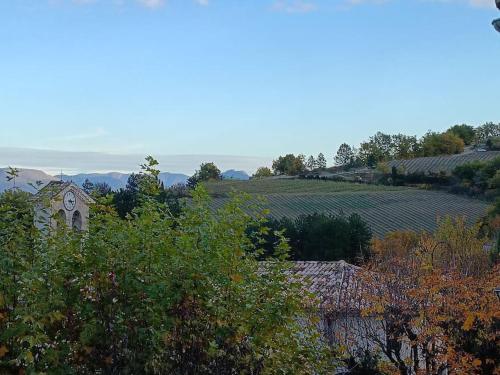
[205,179,490,237]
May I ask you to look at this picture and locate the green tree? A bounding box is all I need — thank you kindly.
[421,131,464,156]
[391,134,421,159]
[334,143,355,167]
[475,122,500,144]
[252,166,273,178]
[306,155,316,171]
[187,162,222,188]
[316,153,327,169]
[447,124,475,146]
[82,178,95,195]
[264,213,372,263]
[272,154,306,176]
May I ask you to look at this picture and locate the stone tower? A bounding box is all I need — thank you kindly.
[34,181,95,232]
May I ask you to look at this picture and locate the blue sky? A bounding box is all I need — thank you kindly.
[0,0,499,174]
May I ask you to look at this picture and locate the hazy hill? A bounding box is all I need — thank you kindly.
[0,168,56,193]
[61,172,189,190]
[1,168,251,192]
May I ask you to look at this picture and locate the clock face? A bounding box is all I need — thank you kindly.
[63,190,76,211]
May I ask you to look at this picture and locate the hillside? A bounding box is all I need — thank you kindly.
[0,168,56,193]
[205,178,490,237]
[385,151,500,175]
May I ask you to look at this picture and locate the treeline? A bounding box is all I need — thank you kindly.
[261,122,500,176]
[80,161,223,219]
[260,213,372,264]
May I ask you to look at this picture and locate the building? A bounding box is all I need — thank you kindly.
[34,181,95,232]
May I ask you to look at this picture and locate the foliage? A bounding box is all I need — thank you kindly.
[271,154,306,176]
[452,156,500,199]
[316,153,327,169]
[252,167,273,179]
[447,124,476,146]
[355,219,499,375]
[334,143,355,168]
[263,213,372,263]
[82,178,94,194]
[0,159,335,374]
[113,168,186,219]
[421,131,464,157]
[486,136,500,151]
[475,122,500,145]
[187,162,222,188]
[306,155,316,171]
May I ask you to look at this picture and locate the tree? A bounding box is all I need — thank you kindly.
[447,124,475,146]
[391,134,421,159]
[348,219,499,375]
[271,154,306,176]
[306,155,316,171]
[93,182,112,197]
[252,167,273,179]
[82,178,94,195]
[0,158,336,374]
[187,162,222,188]
[475,122,500,144]
[264,213,372,263]
[316,153,327,169]
[486,136,500,151]
[335,143,355,167]
[421,131,464,156]
[357,132,393,167]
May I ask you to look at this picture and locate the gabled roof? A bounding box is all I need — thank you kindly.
[34,180,95,204]
[289,261,362,311]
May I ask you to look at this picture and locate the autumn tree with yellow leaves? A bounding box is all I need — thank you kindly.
[356,218,499,375]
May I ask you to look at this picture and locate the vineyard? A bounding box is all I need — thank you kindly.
[206,179,490,237]
[385,151,500,175]
[203,178,403,196]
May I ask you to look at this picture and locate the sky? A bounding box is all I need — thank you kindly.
[0,0,499,174]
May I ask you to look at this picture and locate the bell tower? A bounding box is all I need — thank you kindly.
[34,181,95,232]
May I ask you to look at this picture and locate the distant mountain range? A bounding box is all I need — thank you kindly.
[0,167,250,193]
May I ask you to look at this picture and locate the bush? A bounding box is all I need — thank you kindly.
[0,184,335,373]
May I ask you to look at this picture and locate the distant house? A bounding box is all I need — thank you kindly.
[33,181,95,232]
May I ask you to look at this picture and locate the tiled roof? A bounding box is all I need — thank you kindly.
[288,261,363,312]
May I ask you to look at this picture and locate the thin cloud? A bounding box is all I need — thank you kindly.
[195,0,209,5]
[272,0,317,13]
